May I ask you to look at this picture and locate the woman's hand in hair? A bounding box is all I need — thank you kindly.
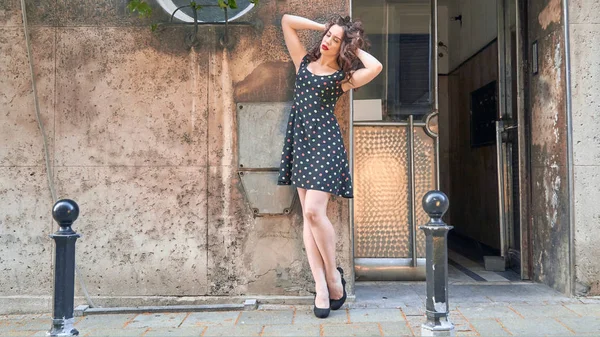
[341,48,383,92]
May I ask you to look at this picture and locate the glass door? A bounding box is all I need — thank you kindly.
[350,0,439,280]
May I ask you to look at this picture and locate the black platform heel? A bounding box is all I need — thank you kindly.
[330,267,347,310]
[313,296,330,318]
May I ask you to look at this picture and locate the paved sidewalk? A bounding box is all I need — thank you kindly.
[2,282,600,336]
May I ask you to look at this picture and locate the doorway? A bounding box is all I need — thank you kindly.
[350,0,440,281]
[442,0,528,280]
[350,0,530,281]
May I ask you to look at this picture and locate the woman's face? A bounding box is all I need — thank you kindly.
[320,24,344,57]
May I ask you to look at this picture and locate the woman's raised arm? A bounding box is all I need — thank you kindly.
[281,14,326,71]
[341,48,383,92]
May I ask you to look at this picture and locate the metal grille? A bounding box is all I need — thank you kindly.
[414,126,436,257]
[354,126,412,258]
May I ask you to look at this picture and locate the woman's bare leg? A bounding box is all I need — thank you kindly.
[297,188,329,308]
[302,189,343,301]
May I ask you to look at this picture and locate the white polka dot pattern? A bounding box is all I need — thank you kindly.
[277,54,353,198]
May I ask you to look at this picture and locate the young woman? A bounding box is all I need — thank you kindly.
[277,14,383,318]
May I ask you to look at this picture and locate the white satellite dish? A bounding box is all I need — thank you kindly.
[156,0,255,22]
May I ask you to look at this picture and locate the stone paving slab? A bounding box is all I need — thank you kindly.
[404,315,425,335]
[354,283,422,309]
[0,315,35,321]
[178,311,240,327]
[202,324,262,336]
[509,304,581,318]
[447,311,475,332]
[0,331,41,336]
[261,324,321,336]
[0,318,48,331]
[75,314,137,330]
[3,308,600,337]
[320,323,381,337]
[468,318,511,336]
[143,327,203,336]
[126,312,188,329]
[485,284,571,303]
[556,316,600,335]
[398,303,425,316]
[293,308,348,325]
[4,283,600,336]
[237,310,294,325]
[499,317,575,335]
[565,303,600,316]
[31,332,52,337]
[447,286,492,304]
[578,297,600,304]
[80,327,149,336]
[348,309,405,323]
[456,304,522,319]
[377,321,413,336]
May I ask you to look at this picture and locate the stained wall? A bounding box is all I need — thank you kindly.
[528,0,570,294]
[0,0,352,313]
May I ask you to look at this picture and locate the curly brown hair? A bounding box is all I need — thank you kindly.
[307,15,370,85]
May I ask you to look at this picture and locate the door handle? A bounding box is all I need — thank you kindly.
[499,121,517,142]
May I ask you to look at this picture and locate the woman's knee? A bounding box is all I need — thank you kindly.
[303,206,324,224]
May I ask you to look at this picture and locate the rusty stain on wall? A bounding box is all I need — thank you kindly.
[538,0,562,30]
[234,61,295,102]
[529,0,570,293]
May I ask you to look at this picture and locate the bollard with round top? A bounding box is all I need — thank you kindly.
[52,199,79,233]
[420,191,454,336]
[422,190,449,225]
[48,199,81,337]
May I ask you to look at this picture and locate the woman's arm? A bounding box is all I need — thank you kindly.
[281,14,326,71]
[341,49,383,92]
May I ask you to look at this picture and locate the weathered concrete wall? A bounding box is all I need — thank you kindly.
[527,0,570,294]
[569,0,600,296]
[0,0,352,313]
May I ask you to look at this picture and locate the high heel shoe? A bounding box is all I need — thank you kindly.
[330,267,347,310]
[313,296,330,318]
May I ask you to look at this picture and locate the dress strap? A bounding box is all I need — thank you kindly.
[301,54,310,67]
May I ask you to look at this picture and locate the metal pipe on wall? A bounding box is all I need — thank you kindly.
[409,115,417,266]
[562,0,576,297]
[431,0,440,190]
[496,0,508,260]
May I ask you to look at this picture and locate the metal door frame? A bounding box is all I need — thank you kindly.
[496,0,531,279]
[349,0,439,281]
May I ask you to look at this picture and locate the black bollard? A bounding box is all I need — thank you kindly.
[48,199,81,337]
[419,191,454,336]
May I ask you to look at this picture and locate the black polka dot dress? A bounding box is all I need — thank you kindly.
[277,54,353,198]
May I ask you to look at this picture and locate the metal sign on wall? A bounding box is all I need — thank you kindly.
[236,102,296,216]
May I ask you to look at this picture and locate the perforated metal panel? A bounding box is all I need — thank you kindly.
[353,124,436,261]
[354,126,412,258]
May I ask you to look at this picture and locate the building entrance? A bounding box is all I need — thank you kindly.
[351,0,530,281]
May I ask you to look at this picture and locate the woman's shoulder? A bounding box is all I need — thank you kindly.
[301,53,311,64]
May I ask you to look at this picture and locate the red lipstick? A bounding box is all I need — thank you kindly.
[322,44,329,51]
